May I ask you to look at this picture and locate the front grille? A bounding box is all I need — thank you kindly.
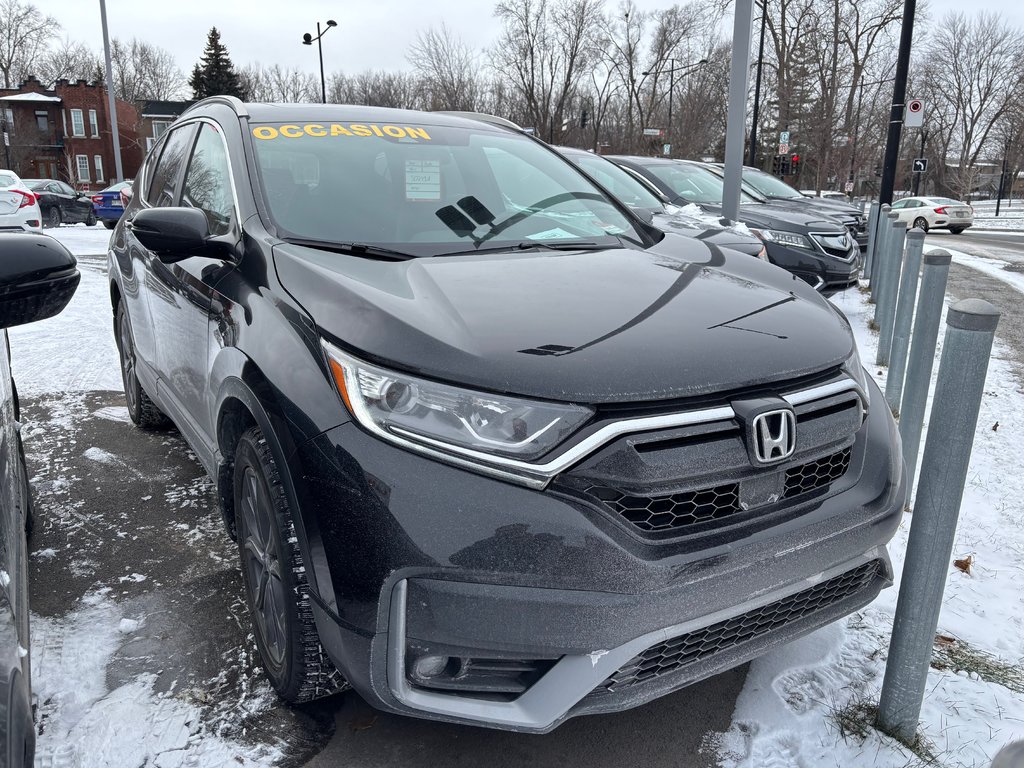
[589,560,882,696]
[810,232,856,261]
[783,447,851,498]
[588,483,740,532]
[588,447,851,535]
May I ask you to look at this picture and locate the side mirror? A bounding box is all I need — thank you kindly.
[130,207,224,263]
[0,233,80,330]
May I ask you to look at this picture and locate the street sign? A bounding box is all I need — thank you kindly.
[912,158,928,173]
[778,142,789,155]
[845,181,855,192]
[2,132,7,147]
[779,130,790,144]
[662,143,671,156]
[906,99,924,128]
[643,127,663,137]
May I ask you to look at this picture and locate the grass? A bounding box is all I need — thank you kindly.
[830,698,940,765]
[931,635,1024,693]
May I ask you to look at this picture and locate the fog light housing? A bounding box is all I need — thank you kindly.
[412,654,450,680]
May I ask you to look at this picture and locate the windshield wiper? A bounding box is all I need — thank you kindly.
[283,238,416,261]
[434,241,611,258]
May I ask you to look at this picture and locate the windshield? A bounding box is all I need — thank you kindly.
[742,169,803,199]
[565,152,665,211]
[249,120,643,255]
[644,163,758,206]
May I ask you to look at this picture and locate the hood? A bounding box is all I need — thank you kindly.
[273,234,854,404]
[761,196,861,223]
[650,207,763,256]
[702,202,847,234]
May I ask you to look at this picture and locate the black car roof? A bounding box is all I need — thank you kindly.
[607,156,697,167]
[183,98,510,133]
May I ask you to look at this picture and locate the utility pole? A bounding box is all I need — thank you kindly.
[748,5,767,167]
[722,0,755,222]
[879,0,917,205]
[996,143,1009,217]
[99,0,124,183]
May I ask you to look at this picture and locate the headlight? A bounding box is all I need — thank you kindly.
[750,229,814,250]
[756,245,769,261]
[842,348,872,412]
[323,342,594,463]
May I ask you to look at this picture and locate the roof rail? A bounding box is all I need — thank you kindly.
[433,111,524,132]
[181,95,250,119]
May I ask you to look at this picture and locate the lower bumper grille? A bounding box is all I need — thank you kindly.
[589,559,882,695]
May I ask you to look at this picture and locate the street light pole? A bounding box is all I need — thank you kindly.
[99,0,124,183]
[303,19,337,104]
[879,0,917,205]
[640,58,707,156]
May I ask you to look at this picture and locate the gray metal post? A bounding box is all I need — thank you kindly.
[877,298,1000,743]
[884,228,926,411]
[875,221,906,366]
[863,202,880,280]
[899,249,951,486]
[721,0,754,223]
[870,209,894,299]
[99,0,124,183]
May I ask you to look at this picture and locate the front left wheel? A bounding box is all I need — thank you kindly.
[115,303,169,428]
[233,426,348,703]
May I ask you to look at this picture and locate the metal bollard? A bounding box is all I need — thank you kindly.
[875,221,906,366]
[877,298,1000,744]
[863,202,880,280]
[899,249,952,484]
[885,228,926,412]
[869,207,892,295]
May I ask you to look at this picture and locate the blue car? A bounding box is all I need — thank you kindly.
[91,181,132,229]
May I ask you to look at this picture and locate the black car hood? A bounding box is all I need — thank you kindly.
[762,196,861,222]
[649,210,763,256]
[702,202,845,234]
[273,235,854,403]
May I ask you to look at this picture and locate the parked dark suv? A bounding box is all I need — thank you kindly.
[108,98,904,733]
[0,232,80,766]
[610,157,860,295]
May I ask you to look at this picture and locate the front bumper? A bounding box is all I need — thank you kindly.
[291,377,905,732]
[764,241,860,295]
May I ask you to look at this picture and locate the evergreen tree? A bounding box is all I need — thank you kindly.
[189,27,245,100]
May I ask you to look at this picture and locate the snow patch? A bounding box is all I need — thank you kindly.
[83,447,118,464]
[32,548,57,559]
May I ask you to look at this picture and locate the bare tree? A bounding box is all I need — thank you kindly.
[109,38,186,101]
[491,0,603,142]
[240,63,318,102]
[408,24,481,111]
[0,0,59,87]
[37,37,98,87]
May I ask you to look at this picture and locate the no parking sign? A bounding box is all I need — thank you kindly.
[906,99,924,128]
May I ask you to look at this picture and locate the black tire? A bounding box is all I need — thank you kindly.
[18,444,33,537]
[115,302,169,428]
[85,210,97,227]
[0,670,34,768]
[45,207,61,228]
[949,227,965,234]
[103,219,117,230]
[234,426,348,703]
[913,216,929,232]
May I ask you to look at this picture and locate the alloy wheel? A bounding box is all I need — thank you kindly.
[240,466,288,671]
[118,310,139,414]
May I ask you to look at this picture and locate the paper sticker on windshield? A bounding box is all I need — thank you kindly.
[251,124,432,141]
[527,228,578,240]
[405,160,441,201]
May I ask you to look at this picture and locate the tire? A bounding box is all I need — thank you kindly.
[949,227,965,234]
[234,426,348,703]
[85,210,97,227]
[115,302,169,428]
[45,207,61,228]
[912,216,929,232]
[103,219,117,230]
[0,670,34,768]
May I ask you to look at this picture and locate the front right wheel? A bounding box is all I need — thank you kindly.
[233,426,348,703]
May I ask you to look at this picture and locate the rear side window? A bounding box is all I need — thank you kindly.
[181,124,235,236]
[147,124,197,207]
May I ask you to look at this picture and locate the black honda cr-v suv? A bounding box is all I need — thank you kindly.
[108,98,905,732]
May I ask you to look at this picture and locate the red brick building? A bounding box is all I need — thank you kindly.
[0,77,143,189]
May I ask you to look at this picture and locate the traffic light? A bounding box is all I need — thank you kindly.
[580,109,589,129]
[772,154,782,175]
[780,155,792,176]
[790,154,800,175]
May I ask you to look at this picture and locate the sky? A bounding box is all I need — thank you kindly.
[44,0,1024,85]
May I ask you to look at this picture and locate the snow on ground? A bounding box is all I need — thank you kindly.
[713,280,1024,766]
[8,225,121,396]
[969,200,1024,232]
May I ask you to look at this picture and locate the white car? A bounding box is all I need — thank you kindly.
[0,170,42,231]
[801,189,849,201]
[890,196,973,234]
